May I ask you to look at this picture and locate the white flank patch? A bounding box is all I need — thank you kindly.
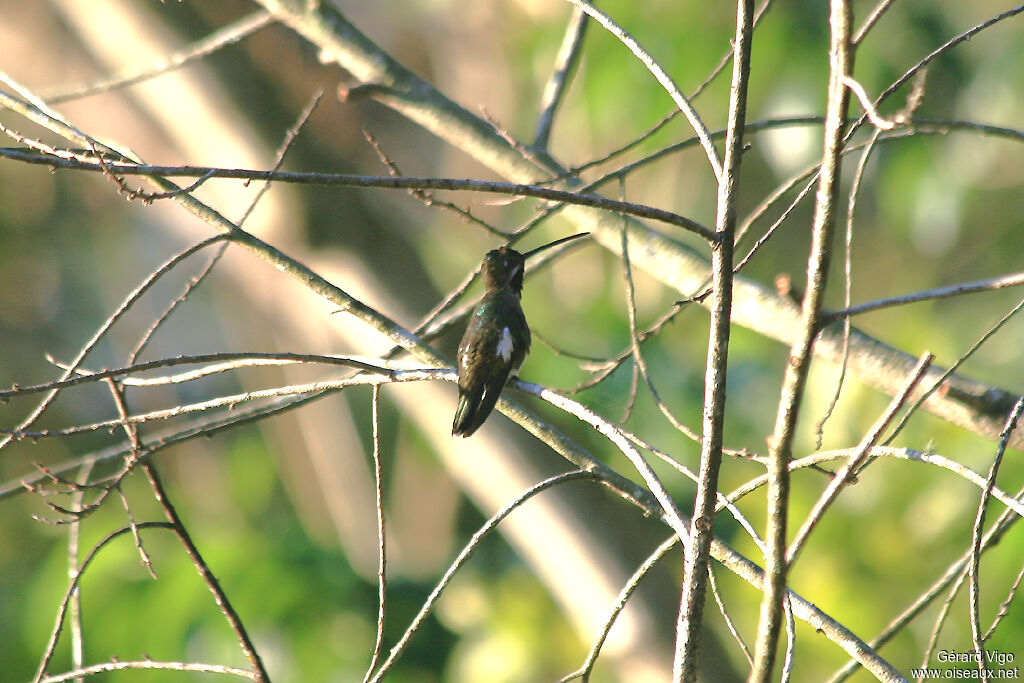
[496,327,514,362]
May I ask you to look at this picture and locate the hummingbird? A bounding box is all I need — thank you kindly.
[452,232,589,437]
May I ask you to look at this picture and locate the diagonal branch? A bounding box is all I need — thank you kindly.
[968,397,1024,675]
[559,0,723,180]
[787,354,933,565]
[242,0,1024,453]
[41,11,275,103]
[533,6,589,151]
[143,464,270,682]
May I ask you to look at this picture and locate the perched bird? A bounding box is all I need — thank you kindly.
[452,233,589,437]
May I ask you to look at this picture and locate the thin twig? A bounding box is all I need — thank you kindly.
[750,2,853,678]
[115,485,156,578]
[884,294,1024,446]
[983,561,1024,642]
[32,523,174,683]
[559,0,724,181]
[363,386,388,683]
[362,128,505,237]
[534,7,589,151]
[921,557,978,677]
[103,378,157,577]
[968,396,1024,677]
[787,353,934,565]
[143,464,270,682]
[814,128,881,448]
[567,301,693,397]
[781,596,796,683]
[709,562,754,665]
[853,0,897,45]
[367,471,597,683]
[42,11,275,103]
[618,204,644,422]
[675,0,753,678]
[826,271,1024,320]
[558,535,680,682]
[617,183,699,438]
[66,461,95,683]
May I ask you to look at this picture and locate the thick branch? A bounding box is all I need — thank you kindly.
[245,0,1023,451]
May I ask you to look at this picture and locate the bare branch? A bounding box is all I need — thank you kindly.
[367,471,597,682]
[42,11,275,104]
[0,146,716,240]
[363,386,388,683]
[787,353,934,565]
[534,7,589,151]
[559,0,724,180]
[143,465,270,682]
[969,397,1024,676]
[827,271,1024,320]
[676,0,754,678]
[751,2,853,678]
[36,660,258,682]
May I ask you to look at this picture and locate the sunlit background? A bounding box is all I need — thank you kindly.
[1,1,1023,681]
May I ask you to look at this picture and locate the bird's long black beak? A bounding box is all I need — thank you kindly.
[521,232,590,261]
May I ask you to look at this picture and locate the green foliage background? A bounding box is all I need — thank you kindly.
[1,1,1022,681]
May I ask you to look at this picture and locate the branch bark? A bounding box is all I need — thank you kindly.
[749,1,853,679]
[248,0,1023,452]
[674,0,753,680]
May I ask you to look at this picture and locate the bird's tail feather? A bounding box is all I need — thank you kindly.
[451,380,504,437]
